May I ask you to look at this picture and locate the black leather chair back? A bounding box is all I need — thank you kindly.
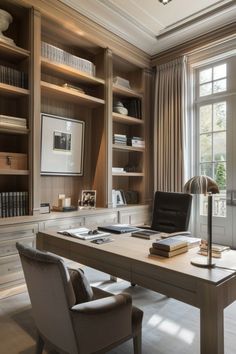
[151,191,192,233]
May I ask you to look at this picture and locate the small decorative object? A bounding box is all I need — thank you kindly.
[41,113,85,176]
[113,100,128,115]
[40,203,50,214]
[80,190,96,208]
[115,190,126,206]
[0,9,15,45]
[184,175,219,268]
[113,76,131,89]
[159,0,172,5]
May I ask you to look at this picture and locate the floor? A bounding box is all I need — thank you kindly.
[1,267,236,354]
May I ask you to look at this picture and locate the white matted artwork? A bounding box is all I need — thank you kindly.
[41,113,85,175]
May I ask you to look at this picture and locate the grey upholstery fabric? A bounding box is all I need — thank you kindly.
[16,242,143,354]
[68,268,94,304]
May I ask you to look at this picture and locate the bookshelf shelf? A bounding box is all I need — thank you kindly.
[41,58,105,86]
[41,81,105,107]
[113,84,143,98]
[0,169,29,175]
[112,172,144,177]
[0,83,29,97]
[0,126,29,135]
[112,112,143,125]
[112,144,145,152]
[0,42,30,62]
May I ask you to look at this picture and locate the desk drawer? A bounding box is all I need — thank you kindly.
[0,254,24,286]
[0,223,38,242]
[85,212,118,228]
[0,236,34,257]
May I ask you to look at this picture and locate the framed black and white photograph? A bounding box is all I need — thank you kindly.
[81,190,96,208]
[41,113,85,176]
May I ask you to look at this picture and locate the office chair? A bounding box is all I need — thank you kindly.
[149,191,192,233]
[16,242,143,354]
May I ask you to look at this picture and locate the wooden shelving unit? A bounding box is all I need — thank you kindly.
[113,84,143,98]
[112,144,145,152]
[112,172,144,177]
[0,83,29,97]
[0,42,30,62]
[41,58,105,86]
[112,112,143,125]
[0,169,29,175]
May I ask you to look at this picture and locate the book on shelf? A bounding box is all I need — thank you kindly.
[152,238,188,251]
[113,76,131,89]
[0,64,27,88]
[149,246,188,258]
[131,229,161,240]
[58,227,110,240]
[0,191,28,218]
[112,167,125,173]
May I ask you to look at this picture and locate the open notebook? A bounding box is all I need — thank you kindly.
[58,227,110,240]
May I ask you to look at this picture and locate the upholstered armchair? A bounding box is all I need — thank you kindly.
[16,242,143,354]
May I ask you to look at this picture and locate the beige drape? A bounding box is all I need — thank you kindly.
[154,56,187,192]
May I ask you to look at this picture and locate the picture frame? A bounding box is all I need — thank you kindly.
[81,190,96,208]
[40,113,85,176]
[115,190,127,206]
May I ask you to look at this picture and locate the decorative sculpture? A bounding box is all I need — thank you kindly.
[0,9,15,45]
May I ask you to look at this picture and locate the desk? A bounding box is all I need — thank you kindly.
[37,230,236,354]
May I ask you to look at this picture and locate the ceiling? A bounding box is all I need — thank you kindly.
[60,0,236,56]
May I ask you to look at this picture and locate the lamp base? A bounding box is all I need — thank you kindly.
[191,256,215,268]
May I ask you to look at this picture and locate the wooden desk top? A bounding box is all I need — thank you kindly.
[38,230,236,286]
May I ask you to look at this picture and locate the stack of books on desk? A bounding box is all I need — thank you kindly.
[150,238,188,258]
[198,241,230,258]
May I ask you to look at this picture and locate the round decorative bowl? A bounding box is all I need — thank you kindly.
[0,9,14,45]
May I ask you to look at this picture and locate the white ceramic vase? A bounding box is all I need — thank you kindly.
[0,9,15,45]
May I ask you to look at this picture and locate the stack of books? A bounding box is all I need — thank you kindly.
[0,114,27,130]
[113,76,131,89]
[150,238,188,258]
[128,136,145,148]
[112,167,126,173]
[113,134,127,145]
[41,42,96,76]
[198,241,230,258]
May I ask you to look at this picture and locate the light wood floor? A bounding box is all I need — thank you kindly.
[1,267,236,354]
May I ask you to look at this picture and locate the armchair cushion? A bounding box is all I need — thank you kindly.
[68,268,94,304]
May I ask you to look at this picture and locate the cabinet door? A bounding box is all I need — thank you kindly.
[118,206,150,225]
[43,217,84,231]
[84,212,118,228]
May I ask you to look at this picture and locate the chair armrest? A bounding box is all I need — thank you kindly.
[70,293,131,315]
[70,293,133,353]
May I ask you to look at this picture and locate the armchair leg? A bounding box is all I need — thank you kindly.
[133,331,142,354]
[35,332,44,354]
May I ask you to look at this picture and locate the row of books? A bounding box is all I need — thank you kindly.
[113,134,127,145]
[123,98,142,119]
[0,115,27,130]
[0,65,28,89]
[41,42,96,77]
[0,191,28,218]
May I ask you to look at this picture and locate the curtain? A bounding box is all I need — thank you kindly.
[154,56,187,192]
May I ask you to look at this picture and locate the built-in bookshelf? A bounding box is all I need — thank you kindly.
[0,2,31,218]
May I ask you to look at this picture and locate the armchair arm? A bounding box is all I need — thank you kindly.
[70,293,133,353]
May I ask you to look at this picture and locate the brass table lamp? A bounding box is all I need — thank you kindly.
[184,175,219,268]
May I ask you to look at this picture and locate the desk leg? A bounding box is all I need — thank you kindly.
[200,284,224,354]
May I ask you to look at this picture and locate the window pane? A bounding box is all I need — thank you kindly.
[213,79,226,93]
[213,193,226,217]
[200,163,213,178]
[200,83,212,96]
[213,64,226,80]
[200,105,212,133]
[213,131,226,161]
[213,102,226,131]
[214,162,226,190]
[199,68,212,84]
[200,134,212,162]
